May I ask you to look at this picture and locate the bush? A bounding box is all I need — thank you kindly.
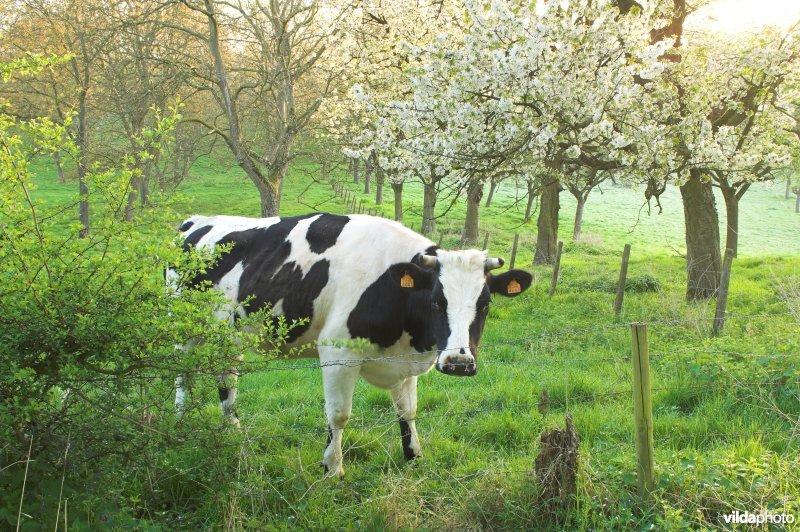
[565,273,661,294]
[625,273,662,293]
[0,58,288,529]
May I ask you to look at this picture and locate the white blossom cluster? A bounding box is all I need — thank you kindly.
[341,0,800,191]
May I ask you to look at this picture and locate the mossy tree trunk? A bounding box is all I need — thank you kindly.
[535,179,561,264]
[462,179,483,246]
[680,170,721,300]
[375,161,384,205]
[363,152,372,194]
[392,181,403,221]
[422,180,437,235]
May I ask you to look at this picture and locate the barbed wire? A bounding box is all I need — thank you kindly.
[650,348,800,360]
[53,344,800,384]
[148,377,800,448]
[657,428,799,445]
[47,311,800,387]
[52,310,799,464]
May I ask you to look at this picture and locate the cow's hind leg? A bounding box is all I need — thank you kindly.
[321,363,360,477]
[218,352,244,428]
[390,376,422,460]
[175,343,192,417]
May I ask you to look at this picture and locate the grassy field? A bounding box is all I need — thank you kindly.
[26,156,800,529]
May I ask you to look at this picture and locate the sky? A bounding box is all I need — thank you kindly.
[688,0,800,34]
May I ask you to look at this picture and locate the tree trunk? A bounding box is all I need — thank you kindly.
[363,153,372,194]
[353,158,360,184]
[786,176,791,200]
[719,183,743,258]
[485,179,497,207]
[203,1,283,219]
[76,90,90,238]
[53,151,65,183]
[680,170,721,300]
[140,170,150,206]
[535,179,560,264]
[462,180,483,246]
[124,176,139,222]
[375,162,384,205]
[572,196,585,242]
[321,160,331,184]
[422,180,437,234]
[257,178,281,218]
[524,180,536,223]
[796,190,800,213]
[391,181,403,221]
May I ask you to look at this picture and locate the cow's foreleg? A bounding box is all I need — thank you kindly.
[321,364,360,477]
[175,374,188,417]
[390,376,422,460]
[218,352,244,428]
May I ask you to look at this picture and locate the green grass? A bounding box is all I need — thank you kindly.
[26,154,800,529]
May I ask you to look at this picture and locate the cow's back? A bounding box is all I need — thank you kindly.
[177,213,433,353]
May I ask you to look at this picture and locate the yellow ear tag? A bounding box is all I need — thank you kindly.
[507,279,521,294]
[400,272,415,288]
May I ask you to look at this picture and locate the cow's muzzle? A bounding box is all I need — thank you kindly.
[435,352,477,377]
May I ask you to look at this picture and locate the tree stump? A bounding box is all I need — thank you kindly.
[535,414,580,503]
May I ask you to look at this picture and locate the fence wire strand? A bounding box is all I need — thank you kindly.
[58,311,800,465]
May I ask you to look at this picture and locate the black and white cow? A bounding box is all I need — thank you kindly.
[171,213,531,476]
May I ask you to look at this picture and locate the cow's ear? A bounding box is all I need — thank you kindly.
[488,270,532,297]
[389,262,435,291]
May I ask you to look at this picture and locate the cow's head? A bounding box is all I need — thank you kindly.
[391,249,531,377]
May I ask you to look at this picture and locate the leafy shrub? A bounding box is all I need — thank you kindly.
[0,58,288,529]
[625,273,662,293]
[564,273,661,294]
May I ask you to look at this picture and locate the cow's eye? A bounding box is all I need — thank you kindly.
[432,302,442,312]
[482,305,489,314]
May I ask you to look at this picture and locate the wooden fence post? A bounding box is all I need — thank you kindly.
[482,231,490,250]
[631,323,655,497]
[509,233,520,269]
[713,248,734,337]
[548,240,563,297]
[614,244,632,317]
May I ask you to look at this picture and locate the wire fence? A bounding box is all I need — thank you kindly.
[60,310,799,498]
[79,313,798,448]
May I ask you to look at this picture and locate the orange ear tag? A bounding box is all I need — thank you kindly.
[400,272,415,288]
[507,279,521,294]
